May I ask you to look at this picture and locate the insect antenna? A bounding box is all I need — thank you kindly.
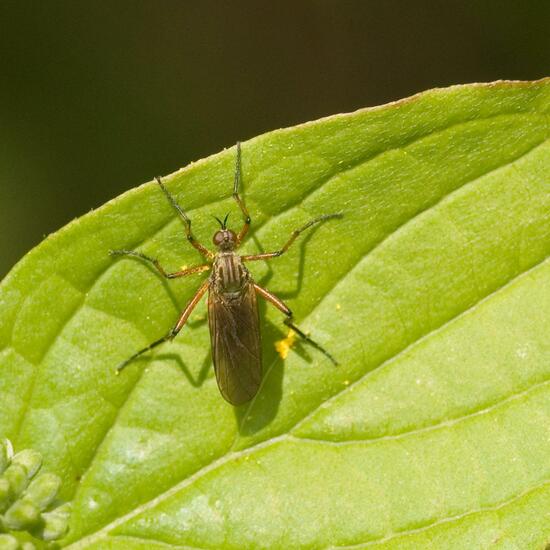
[213,213,230,229]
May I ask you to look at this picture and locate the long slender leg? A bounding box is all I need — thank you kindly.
[155,176,214,259]
[232,142,251,245]
[117,279,210,372]
[253,283,338,365]
[110,249,211,279]
[241,213,342,262]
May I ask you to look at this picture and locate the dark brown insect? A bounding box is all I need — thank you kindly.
[111,143,340,405]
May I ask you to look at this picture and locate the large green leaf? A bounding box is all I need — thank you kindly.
[1,80,549,549]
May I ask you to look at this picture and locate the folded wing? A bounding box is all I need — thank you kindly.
[208,283,262,405]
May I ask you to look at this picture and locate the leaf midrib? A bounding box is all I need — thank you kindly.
[101,477,550,550]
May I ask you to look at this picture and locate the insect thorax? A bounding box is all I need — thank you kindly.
[211,252,250,293]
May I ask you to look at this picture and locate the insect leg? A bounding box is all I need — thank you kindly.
[110,249,211,279]
[116,279,210,372]
[253,283,338,365]
[241,213,342,261]
[155,176,214,259]
[232,142,251,245]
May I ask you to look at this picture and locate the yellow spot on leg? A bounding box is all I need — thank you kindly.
[275,329,297,360]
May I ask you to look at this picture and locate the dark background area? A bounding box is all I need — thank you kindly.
[1,1,549,278]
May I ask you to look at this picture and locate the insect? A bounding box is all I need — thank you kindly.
[110,142,340,405]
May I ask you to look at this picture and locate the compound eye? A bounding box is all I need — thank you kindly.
[213,231,225,246]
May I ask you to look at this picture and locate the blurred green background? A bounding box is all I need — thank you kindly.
[1,1,549,278]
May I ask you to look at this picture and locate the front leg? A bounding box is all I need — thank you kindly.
[241,213,342,261]
[232,142,251,245]
[155,177,214,259]
[110,249,210,279]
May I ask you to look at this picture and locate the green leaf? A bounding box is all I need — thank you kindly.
[1,80,549,549]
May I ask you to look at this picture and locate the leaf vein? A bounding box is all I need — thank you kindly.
[290,377,550,445]
[327,478,550,549]
[292,251,550,435]
[109,534,206,549]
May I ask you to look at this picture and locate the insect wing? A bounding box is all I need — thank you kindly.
[208,283,262,405]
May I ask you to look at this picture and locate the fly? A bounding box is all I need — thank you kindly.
[110,142,341,405]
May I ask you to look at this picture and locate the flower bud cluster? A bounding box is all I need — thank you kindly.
[0,439,70,548]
